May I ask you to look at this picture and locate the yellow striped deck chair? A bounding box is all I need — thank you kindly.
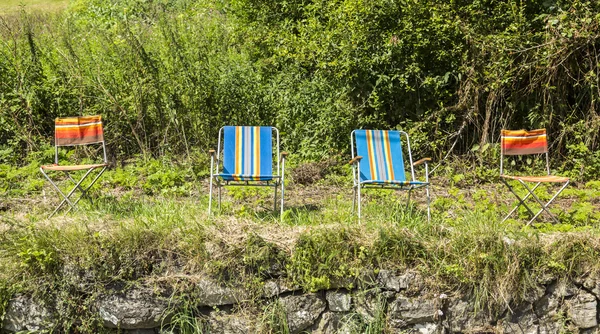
[40,115,108,217]
[500,129,569,226]
[350,129,432,222]
[208,126,288,220]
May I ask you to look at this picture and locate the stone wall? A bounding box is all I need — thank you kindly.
[4,270,600,333]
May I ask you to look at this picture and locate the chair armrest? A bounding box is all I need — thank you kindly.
[280,151,289,161]
[349,156,363,165]
[209,149,216,156]
[413,157,432,167]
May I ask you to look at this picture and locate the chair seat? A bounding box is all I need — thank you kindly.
[218,174,280,181]
[360,180,428,186]
[41,163,108,171]
[500,174,569,183]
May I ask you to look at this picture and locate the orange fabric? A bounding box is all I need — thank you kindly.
[501,174,569,183]
[501,129,548,155]
[55,116,104,146]
[41,163,107,171]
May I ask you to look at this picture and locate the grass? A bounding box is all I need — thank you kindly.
[0,0,68,15]
[1,157,600,331]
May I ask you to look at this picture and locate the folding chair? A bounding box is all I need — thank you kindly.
[208,126,288,220]
[350,129,431,222]
[500,129,569,226]
[40,115,108,218]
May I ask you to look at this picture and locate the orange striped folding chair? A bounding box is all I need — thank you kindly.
[208,126,288,220]
[500,129,569,225]
[40,115,108,217]
[350,129,431,222]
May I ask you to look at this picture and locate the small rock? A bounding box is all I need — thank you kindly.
[445,298,490,332]
[523,284,546,303]
[533,294,560,319]
[2,294,55,332]
[279,293,326,334]
[96,288,169,329]
[568,291,597,329]
[263,281,280,298]
[209,312,255,334]
[196,278,246,306]
[388,294,437,328]
[411,322,438,334]
[552,279,577,298]
[377,270,417,292]
[354,290,385,323]
[262,280,301,298]
[499,303,538,334]
[314,312,355,334]
[583,276,600,298]
[326,290,352,312]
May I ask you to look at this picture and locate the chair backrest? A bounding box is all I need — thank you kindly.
[54,115,107,164]
[500,129,549,175]
[352,129,415,182]
[219,126,278,177]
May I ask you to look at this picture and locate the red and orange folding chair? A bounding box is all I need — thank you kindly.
[500,129,569,226]
[40,115,108,217]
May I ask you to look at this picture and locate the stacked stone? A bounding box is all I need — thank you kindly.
[4,272,600,333]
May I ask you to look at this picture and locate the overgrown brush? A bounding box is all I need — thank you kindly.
[2,0,600,180]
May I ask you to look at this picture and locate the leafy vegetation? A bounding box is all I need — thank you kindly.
[1,0,600,179]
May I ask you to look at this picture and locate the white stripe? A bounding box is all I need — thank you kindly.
[502,134,546,139]
[55,121,102,128]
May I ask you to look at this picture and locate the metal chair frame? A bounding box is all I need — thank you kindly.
[350,130,431,222]
[208,126,287,220]
[500,131,569,226]
[40,122,108,218]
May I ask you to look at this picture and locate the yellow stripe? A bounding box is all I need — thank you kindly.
[382,131,394,180]
[366,130,377,180]
[235,127,242,181]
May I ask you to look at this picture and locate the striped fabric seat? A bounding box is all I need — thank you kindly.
[355,130,410,184]
[41,163,107,171]
[219,126,275,181]
[500,175,569,183]
[55,116,104,146]
[501,129,547,155]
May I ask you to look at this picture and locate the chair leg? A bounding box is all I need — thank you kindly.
[41,168,93,218]
[426,184,431,223]
[41,169,76,218]
[208,176,213,214]
[501,179,538,222]
[406,188,412,210]
[273,183,278,212]
[352,186,356,213]
[522,180,569,226]
[64,172,94,204]
[357,183,362,223]
[64,167,106,214]
[280,163,285,222]
[218,184,222,210]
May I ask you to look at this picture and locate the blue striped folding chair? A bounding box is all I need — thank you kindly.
[350,129,431,222]
[208,126,288,220]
